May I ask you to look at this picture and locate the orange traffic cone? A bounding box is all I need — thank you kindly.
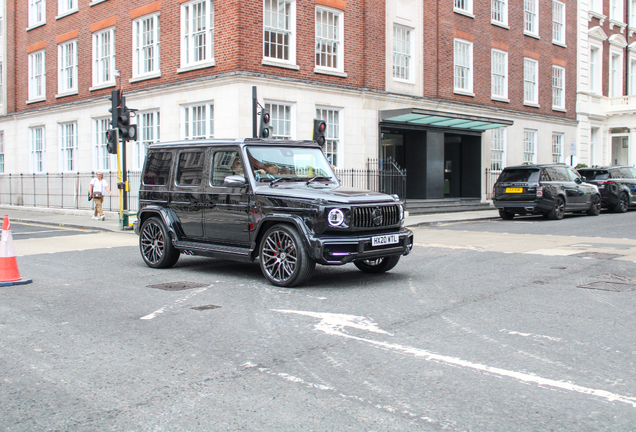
[0,215,32,286]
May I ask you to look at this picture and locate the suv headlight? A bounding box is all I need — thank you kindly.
[328,208,345,227]
[399,204,404,221]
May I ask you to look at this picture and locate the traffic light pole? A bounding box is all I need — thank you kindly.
[252,86,258,138]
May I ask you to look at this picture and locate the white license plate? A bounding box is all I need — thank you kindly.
[371,234,399,247]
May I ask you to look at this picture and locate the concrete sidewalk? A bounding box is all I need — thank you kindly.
[0,204,500,233]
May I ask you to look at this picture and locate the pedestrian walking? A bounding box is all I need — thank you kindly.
[89,172,112,220]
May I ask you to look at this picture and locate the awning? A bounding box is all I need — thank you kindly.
[380,108,513,131]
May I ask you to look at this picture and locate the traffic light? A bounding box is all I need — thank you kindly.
[118,108,137,141]
[108,90,121,130]
[259,108,273,138]
[106,128,119,154]
[313,119,326,146]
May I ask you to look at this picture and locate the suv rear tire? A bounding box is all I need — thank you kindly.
[612,192,629,213]
[547,196,565,220]
[140,217,180,269]
[259,224,315,287]
[354,256,401,273]
[498,209,515,220]
[587,194,601,216]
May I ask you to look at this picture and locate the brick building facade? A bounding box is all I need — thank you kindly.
[0,0,582,203]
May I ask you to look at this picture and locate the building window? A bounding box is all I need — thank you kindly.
[552,133,563,163]
[181,0,214,67]
[610,53,622,97]
[590,46,601,94]
[264,0,295,63]
[265,103,292,139]
[491,128,506,171]
[630,59,636,96]
[316,107,341,167]
[30,126,45,174]
[58,40,77,94]
[60,122,77,172]
[491,49,508,99]
[29,0,46,27]
[94,118,115,172]
[523,130,537,164]
[524,0,538,35]
[58,0,77,16]
[552,1,565,44]
[28,51,46,101]
[590,127,597,166]
[454,39,472,93]
[552,66,565,109]
[632,0,636,27]
[590,0,602,13]
[93,28,115,86]
[610,0,623,22]
[454,0,472,14]
[0,62,3,106]
[524,58,538,104]
[134,14,161,77]
[491,0,507,25]
[393,25,412,81]
[183,103,213,140]
[315,7,343,71]
[0,131,4,174]
[135,111,160,170]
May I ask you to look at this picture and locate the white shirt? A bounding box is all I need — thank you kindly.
[90,178,109,194]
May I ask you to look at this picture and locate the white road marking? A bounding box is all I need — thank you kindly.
[274,310,636,408]
[500,329,563,342]
[140,287,209,320]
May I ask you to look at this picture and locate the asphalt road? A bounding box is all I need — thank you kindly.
[2,215,636,431]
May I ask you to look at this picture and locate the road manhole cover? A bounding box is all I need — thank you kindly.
[577,281,636,292]
[570,252,623,260]
[191,305,221,311]
[147,281,210,291]
[592,273,636,282]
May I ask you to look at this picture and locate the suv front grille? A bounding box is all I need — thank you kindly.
[352,205,400,228]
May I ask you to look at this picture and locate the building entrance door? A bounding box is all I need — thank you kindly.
[612,136,629,165]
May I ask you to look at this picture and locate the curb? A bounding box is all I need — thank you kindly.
[0,216,133,234]
[405,215,500,227]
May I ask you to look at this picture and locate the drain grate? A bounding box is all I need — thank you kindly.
[191,305,221,311]
[577,281,636,292]
[147,281,210,291]
[570,252,623,260]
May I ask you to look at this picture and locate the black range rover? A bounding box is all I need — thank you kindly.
[493,164,601,220]
[577,166,636,213]
[134,138,413,287]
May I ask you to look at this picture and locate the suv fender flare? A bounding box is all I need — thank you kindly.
[137,206,181,242]
[251,215,314,257]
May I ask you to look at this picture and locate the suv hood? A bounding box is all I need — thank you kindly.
[254,184,397,204]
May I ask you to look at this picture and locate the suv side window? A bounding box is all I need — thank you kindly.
[176,152,204,186]
[566,167,580,181]
[211,150,242,186]
[550,167,569,181]
[629,168,636,179]
[540,168,552,181]
[143,151,173,185]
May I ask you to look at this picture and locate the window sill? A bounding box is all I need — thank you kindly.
[491,21,509,30]
[454,89,475,97]
[130,72,162,83]
[261,59,300,70]
[90,0,108,5]
[524,102,540,108]
[56,90,78,99]
[609,19,627,33]
[524,31,540,40]
[89,82,116,92]
[453,8,474,18]
[393,77,415,85]
[56,9,78,20]
[588,10,606,25]
[314,67,347,78]
[177,61,216,74]
[552,107,567,113]
[26,22,46,32]
[491,96,510,103]
[26,97,46,105]
[552,40,566,48]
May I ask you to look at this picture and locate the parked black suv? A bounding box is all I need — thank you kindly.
[493,164,601,220]
[134,138,413,287]
[576,166,636,213]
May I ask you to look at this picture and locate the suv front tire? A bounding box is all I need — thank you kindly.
[140,217,180,269]
[259,224,316,287]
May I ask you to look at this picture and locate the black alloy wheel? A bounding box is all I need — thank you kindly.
[499,209,515,220]
[140,217,180,268]
[259,224,315,287]
[547,196,565,220]
[612,192,629,213]
[354,255,401,274]
[587,194,602,216]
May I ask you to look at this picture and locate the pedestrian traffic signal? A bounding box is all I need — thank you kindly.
[106,128,119,154]
[259,108,273,139]
[108,90,121,130]
[313,119,326,146]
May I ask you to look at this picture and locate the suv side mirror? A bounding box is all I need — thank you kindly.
[574,177,582,184]
[580,176,587,182]
[223,175,247,187]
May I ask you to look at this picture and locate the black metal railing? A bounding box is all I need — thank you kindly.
[484,168,501,200]
[335,157,407,199]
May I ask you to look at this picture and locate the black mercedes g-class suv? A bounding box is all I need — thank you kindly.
[493,164,601,220]
[134,138,413,287]
[576,166,636,213]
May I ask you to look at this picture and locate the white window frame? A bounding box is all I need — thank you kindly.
[524,0,538,36]
[58,39,78,95]
[180,0,214,69]
[610,0,624,23]
[552,133,564,163]
[30,126,46,174]
[28,50,46,102]
[182,102,214,140]
[0,131,4,174]
[491,0,507,26]
[491,128,506,171]
[315,6,343,73]
[263,0,296,66]
[610,50,623,97]
[265,102,293,139]
[523,129,537,164]
[0,62,4,106]
[589,45,602,94]
[590,127,597,166]
[92,27,116,87]
[58,0,77,17]
[94,118,116,172]
[29,0,46,28]
[491,49,508,100]
[552,1,565,45]
[393,24,413,82]
[590,0,603,14]
[454,0,473,15]
[59,122,78,173]
[135,110,161,170]
[630,58,636,96]
[316,107,342,167]
[133,13,161,79]
[524,58,539,105]
[454,39,473,94]
[552,65,565,109]
[632,0,636,27]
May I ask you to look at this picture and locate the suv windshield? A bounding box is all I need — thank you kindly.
[578,169,609,180]
[247,146,335,182]
[497,168,540,183]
